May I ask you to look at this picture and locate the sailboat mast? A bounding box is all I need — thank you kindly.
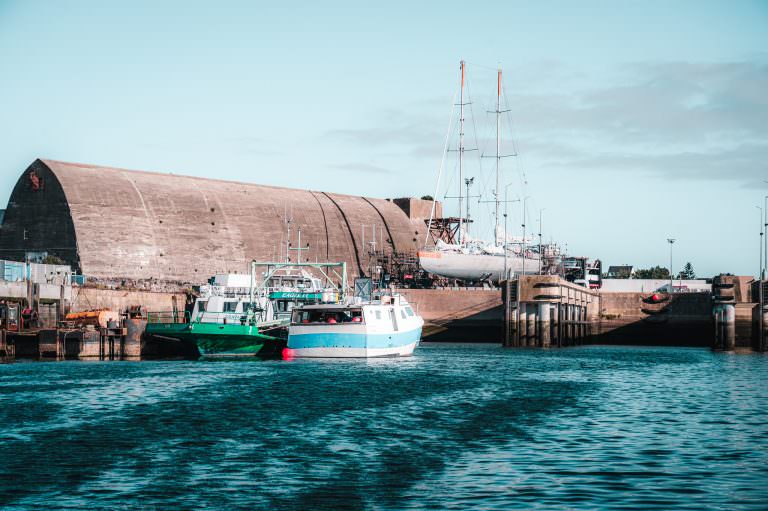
[495,68,501,246]
[459,60,469,245]
[458,59,465,245]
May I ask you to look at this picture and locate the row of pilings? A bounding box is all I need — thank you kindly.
[502,275,600,348]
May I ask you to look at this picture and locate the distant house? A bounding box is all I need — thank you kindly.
[605,265,633,279]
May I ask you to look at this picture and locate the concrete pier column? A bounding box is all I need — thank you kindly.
[552,304,560,347]
[561,305,568,344]
[511,306,520,347]
[713,304,723,349]
[723,303,736,350]
[518,303,528,347]
[573,306,580,343]
[561,305,566,345]
[762,310,768,352]
[526,303,537,347]
[571,305,577,344]
[575,305,582,342]
[538,302,551,348]
[573,306,580,342]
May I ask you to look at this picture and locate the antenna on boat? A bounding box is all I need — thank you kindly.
[288,226,309,263]
[285,216,291,262]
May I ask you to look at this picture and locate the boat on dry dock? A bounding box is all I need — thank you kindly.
[418,60,560,283]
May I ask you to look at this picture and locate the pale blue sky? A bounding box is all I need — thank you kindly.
[0,1,766,277]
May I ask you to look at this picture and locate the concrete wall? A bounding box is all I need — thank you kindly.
[596,291,714,346]
[0,281,72,301]
[601,279,710,293]
[70,287,184,314]
[396,288,502,341]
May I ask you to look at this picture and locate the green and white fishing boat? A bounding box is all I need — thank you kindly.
[146,260,347,357]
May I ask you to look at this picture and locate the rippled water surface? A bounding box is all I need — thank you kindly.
[1,344,767,510]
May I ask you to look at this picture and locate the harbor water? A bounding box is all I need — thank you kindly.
[1,344,766,510]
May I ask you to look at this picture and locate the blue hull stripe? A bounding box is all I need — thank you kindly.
[288,327,422,349]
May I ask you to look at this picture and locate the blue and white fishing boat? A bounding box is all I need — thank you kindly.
[286,293,423,358]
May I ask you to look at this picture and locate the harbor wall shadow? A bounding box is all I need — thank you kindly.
[593,292,714,347]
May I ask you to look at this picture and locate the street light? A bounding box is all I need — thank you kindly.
[667,238,676,293]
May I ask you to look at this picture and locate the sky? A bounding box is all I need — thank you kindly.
[0,0,766,277]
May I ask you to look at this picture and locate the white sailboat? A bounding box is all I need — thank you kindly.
[418,61,546,283]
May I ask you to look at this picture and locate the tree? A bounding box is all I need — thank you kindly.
[420,195,434,201]
[633,266,670,279]
[42,254,65,265]
[678,262,696,280]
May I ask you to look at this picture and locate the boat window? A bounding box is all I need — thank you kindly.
[400,309,407,319]
[197,301,207,312]
[292,309,364,325]
[276,301,296,313]
[223,302,239,313]
[405,307,415,317]
[374,310,382,320]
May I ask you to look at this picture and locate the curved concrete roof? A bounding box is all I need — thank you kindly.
[0,159,431,282]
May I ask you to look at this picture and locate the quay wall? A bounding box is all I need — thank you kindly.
[595,292,715,346]
[397,287,730,346]
[396,288,502,342]
[70,287,185,314]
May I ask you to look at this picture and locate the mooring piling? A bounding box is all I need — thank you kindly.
[503,275,599,348]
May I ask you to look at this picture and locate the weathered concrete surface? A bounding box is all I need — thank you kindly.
[0,330,12,357]
[596,292,715,346]
[70,287,186,314]
[0,159,435,283]
[502,276,600,347]
[600,279,710,293]
[0,281,72,301]
[396,288,502,341]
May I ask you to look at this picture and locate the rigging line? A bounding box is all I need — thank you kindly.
[500,85,520,159]
[465,74,485,190]
[424,86,458,248]
[500,81,531,201]
[464,60,501,72]
[478,69,507,202]
[442,157,459,201]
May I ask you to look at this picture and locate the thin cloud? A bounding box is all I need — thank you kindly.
[329,162,394,175]
[326,57,768,185]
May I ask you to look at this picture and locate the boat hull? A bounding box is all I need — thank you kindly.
[286,326,422,358]
[146,322,285,356]
[418,250,539,282]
